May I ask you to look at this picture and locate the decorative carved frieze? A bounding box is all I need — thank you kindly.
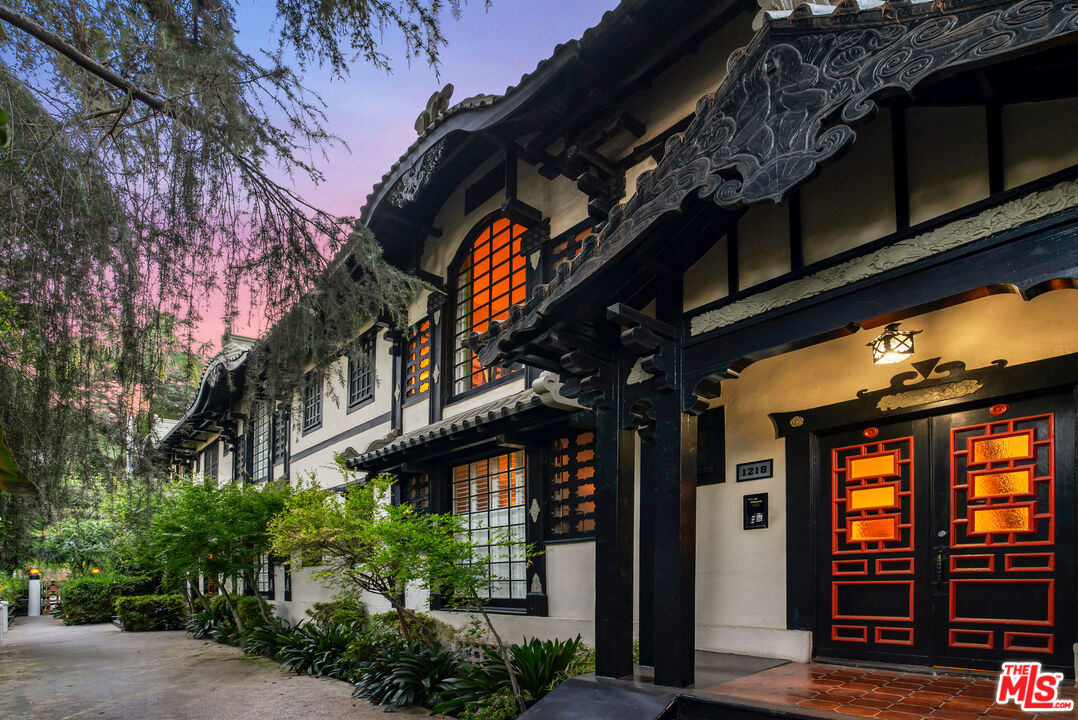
[387,138,447,208]
[468,0,1078,368]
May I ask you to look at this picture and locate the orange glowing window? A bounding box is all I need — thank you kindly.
[404,319,431,400]
[969,432,1033,464]
[847,452,898,480]
[970,469,1033,499]
[453,216,529,395]
[848,516,898,542]
[548,431,597,539]
[848,485,898,511]
[971,505,1032,534]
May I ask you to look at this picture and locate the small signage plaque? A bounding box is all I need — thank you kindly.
[744,493,768,530]
[736,459,773,482]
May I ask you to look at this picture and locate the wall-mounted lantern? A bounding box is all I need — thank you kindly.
[91,567,100,575]
[869,323,921,364]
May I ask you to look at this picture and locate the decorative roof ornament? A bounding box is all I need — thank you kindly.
[415,84,454,136]
[388,138,446,208]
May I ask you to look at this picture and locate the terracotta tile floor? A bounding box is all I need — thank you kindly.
[702,661,1077,719]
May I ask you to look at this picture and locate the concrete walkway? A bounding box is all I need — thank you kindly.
[0,616,431,720]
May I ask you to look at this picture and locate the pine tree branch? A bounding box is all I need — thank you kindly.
[0,5,169,116]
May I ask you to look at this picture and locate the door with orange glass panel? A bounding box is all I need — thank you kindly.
[931,394,1074,675]
[817,395,1075,675]
[817,419,933,666]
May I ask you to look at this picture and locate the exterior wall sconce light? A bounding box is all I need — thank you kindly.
[91,567,100,575]
[29,567,39,577]
[869,323,921,364]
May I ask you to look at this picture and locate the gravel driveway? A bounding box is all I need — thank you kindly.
[0,616,431,720]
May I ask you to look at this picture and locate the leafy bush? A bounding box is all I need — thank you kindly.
[0,575,30,613]
[277,621,359,679]
[241,616,294,659]
[433,636,582,716]
[61,574,152,624]
[307,598,368,628]
[458,689,519,720]
[352,641,461,711]
[115,594,186,631]
[185,599,234,640]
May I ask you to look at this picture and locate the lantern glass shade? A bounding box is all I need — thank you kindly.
[29,567,39,575]
[91,567,100,574]
[869,323,920,364]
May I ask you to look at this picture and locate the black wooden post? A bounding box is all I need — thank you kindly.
[638,433,656,668]
[650,391,698,687]
[593,360,636,679]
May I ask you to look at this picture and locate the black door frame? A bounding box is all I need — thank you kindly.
[777,352,1078,675]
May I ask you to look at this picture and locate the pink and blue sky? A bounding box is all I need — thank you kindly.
[201,0,620,348]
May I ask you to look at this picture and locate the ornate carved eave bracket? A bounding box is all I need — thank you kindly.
[387,138,447,209]
[468,0,1078,369]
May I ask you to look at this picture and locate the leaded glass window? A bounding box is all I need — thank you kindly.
[452,451,527,600]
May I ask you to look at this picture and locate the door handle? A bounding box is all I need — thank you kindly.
[934,548,946,586]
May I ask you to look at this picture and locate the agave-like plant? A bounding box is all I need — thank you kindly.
[352,642,461,711]
[276,621,360,679]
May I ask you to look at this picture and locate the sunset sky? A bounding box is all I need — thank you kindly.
[200,0,620,349]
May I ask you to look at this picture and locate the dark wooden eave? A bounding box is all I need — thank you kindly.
[364,0,754,270]
[467,0,1078,370]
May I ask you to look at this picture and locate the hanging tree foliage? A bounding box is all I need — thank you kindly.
[0,0,465,570]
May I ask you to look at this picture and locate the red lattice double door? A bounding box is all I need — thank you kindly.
[816,394,1075,674]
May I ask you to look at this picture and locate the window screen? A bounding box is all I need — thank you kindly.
[302,375,322,431]
[349,331,376,407]
[548,431,596,539]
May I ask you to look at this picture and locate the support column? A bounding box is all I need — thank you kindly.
[650,392,697,687]
[638,433,656,668]
[594,361,636,679]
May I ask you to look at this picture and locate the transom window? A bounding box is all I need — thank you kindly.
[348,331,376,407]
[250,401,270,482]
[452,451,527,600]
[302,374,322,431]
[453,217,528,395]
[548,431,596,539]
[404,320,431,401]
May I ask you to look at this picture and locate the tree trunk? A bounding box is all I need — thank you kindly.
[473,593,527,714]
[217,582,244,633]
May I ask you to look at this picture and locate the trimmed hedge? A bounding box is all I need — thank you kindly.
[206,594,269,630]
[307,598,368,628]
[61,574,152,625]
[115,594,187,631]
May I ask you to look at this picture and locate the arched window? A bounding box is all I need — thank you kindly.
[452,216,529,395]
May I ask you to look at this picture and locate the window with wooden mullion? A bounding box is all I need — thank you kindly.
[348,331,376,407]
[547,430,597,540]
[257,554,274,598]
[302,374,322,431]
[403,319,431,401]
[251,400,271,482]
[272,410,288,465]
[453,217,528,396]
[549,224,592,272]
[400,474,430,513]
[452,451,527,600]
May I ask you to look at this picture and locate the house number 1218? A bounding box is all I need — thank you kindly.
[736,459,773,482]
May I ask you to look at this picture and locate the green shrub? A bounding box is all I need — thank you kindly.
[0,575,28,604]
[458,689,519,720]
[61,574,152,625]
[433,636,582,717]
[186,596,234,639]
[240,616,294,659]
[307,598,368,628]
[115,595,186,631]
[277,621,359,679]
[352,641,460,711]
